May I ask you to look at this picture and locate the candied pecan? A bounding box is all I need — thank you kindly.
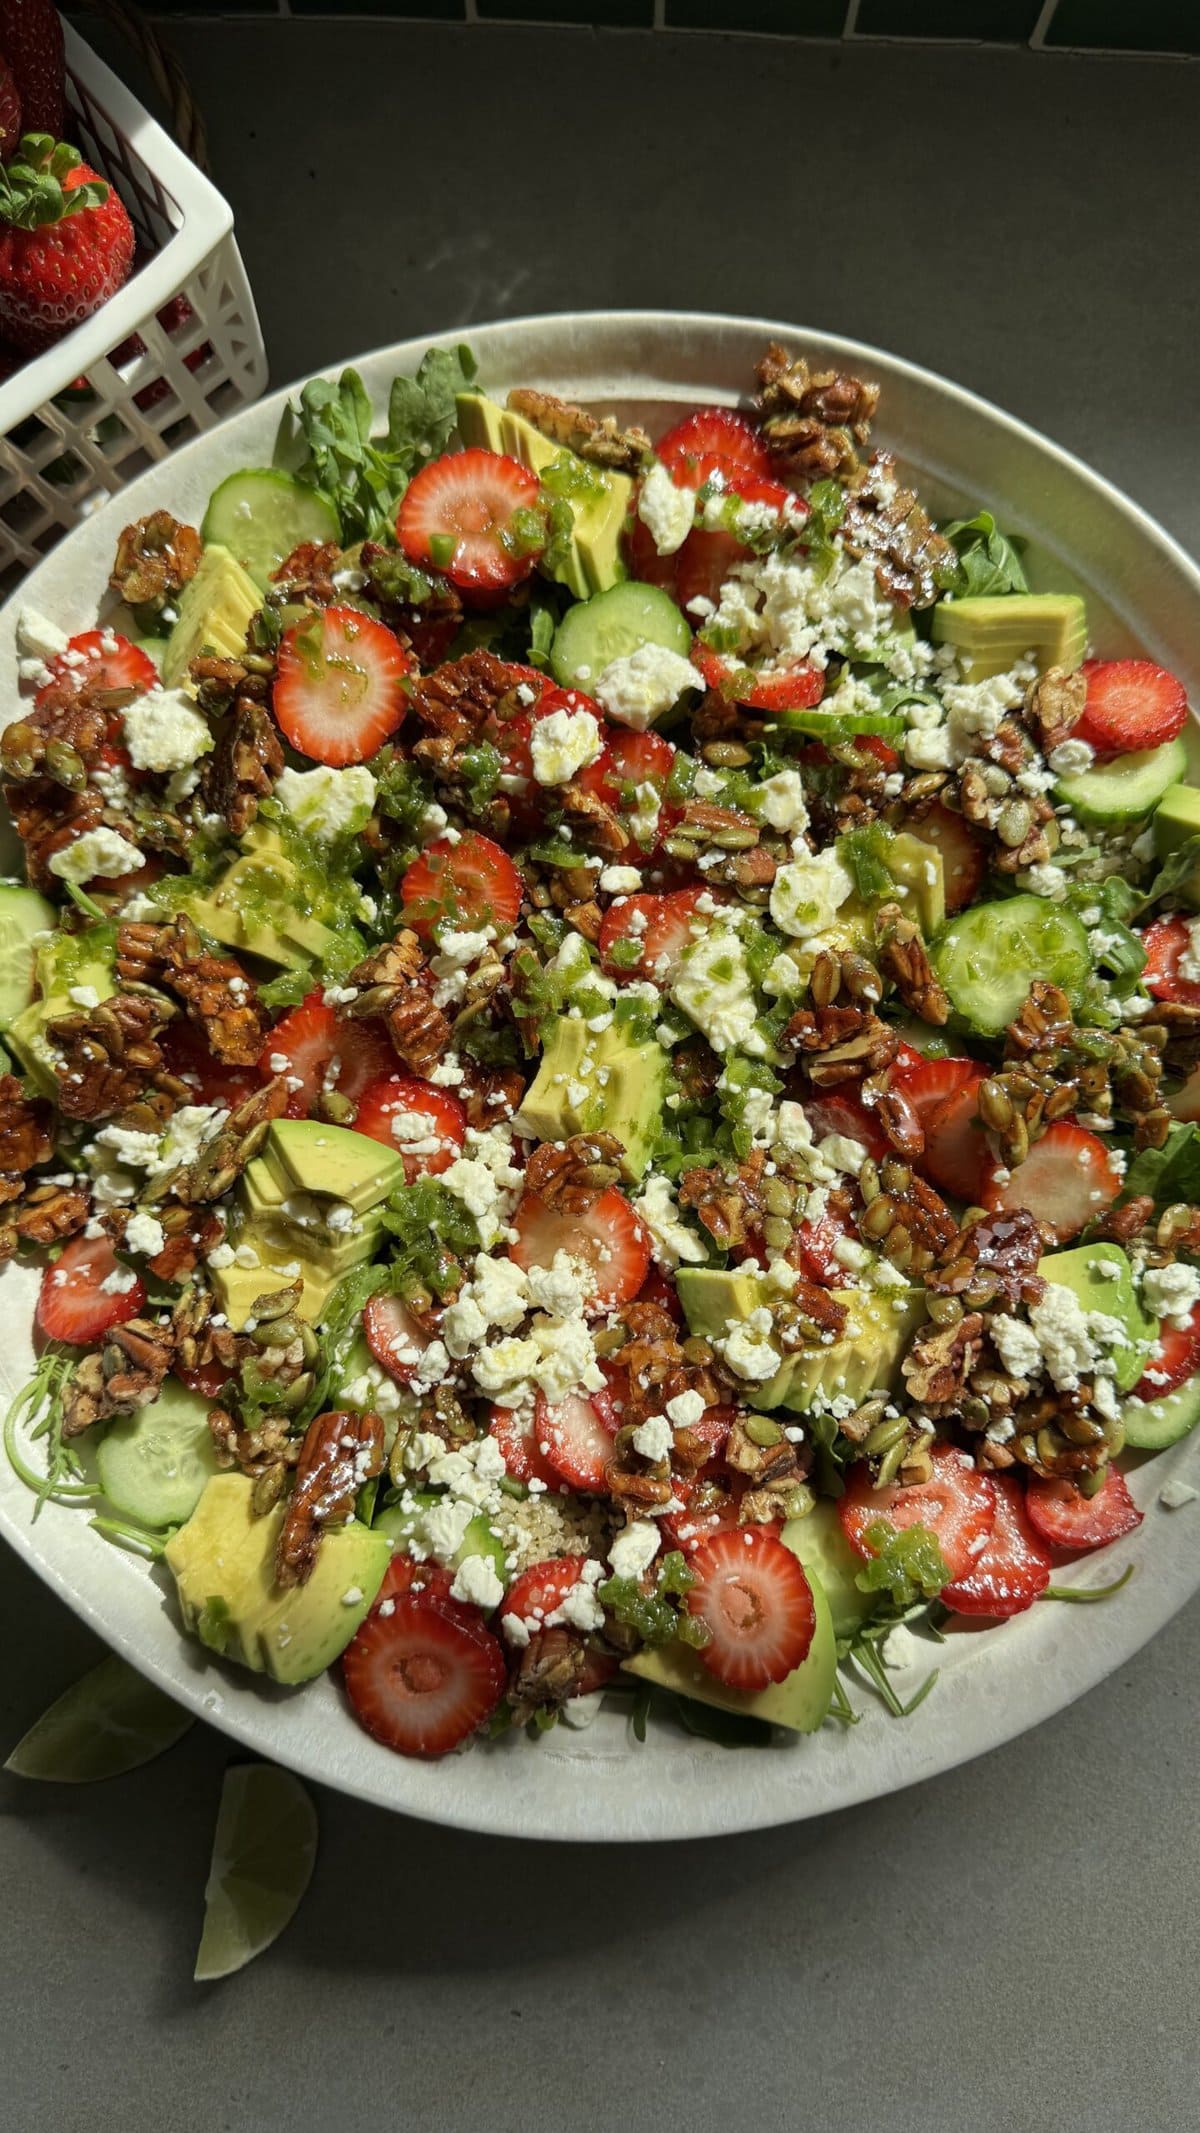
[507,1627,594,1723]
[786,1000,900,1084]
[559,781,629,858]
[165,1078,288,1205]
[930,1207,1046,1312]
[0,1074,54,1176]
[271,540,341,602]
[873,902,949,1026]
[197,696,284,835]
[5,786,119,895]
[603,1304,725,1432]
[862,1067,925,1160]
[901,1311,985,1408]
[459,1062,526,1128]
[606,1426,674,1513]
[62,1317,174,1437]
[189,653,271,717]
[209,1405,302,1482]
[525,1131,623,1214]
[754,341,878,482]
[840,459,957,610]
[1023,665,1086,753]
[1093,1195,1154,1245]
[275,1408,385,1587]
[13,1180,90,1247]
[506,387,650,473]
[679,1149,769,1252]
[118,915,265,1064]
[409,648,536,746]
[109,511,201,614]
[724,1413,805,1490]
[858,1154,957,1277]
[170,1277,241,1379]
[47,992,174,1121]
[342,930,452,1076]
[149,1205,226,1282]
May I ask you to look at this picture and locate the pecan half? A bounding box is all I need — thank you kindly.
[0,1073,54,1176]
[930,1207,1046,1313]
[1023,664,1086,753]
[874,901,950,1026]
[343,929,452,1076]
[525,1131,623,1214]
[110,511,201,614]
[271,540,341,602]
[47,992,175,1121]
[275,1408,385,1587]
[117,915,265,1064]
[197,696,284,836]
[408,648,538,746]
[679,1148,769,1252]
[63,1317,174,1437]
[754,341,878,483]
[12,1179,89,1247]
[901,1311,985,1407]
[840,457,957,610]
[507,1627,594,1724]
[506,387,650,473]
[786,999,899,1083]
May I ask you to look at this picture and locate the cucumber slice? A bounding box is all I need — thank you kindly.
[550,581,691,692]
[931,895,1091,1038]
[0,884,55,1030]
[96,1380,220,1529]
[201,469,341,593]
[1123,1376,1200,1451]
[374,1496,508,1591]
[1055,737,1188,824]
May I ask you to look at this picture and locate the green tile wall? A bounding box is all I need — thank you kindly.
[129,1,1200,57]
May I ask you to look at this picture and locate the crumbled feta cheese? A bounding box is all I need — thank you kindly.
[1028,1283,1097,1392]
[670,922,761,1054]
[122,688,212,775]
[665,1388,706,1428]
[598,864,643,895]
[99,1264,138,1296]
[1048,736,1095,776]
[817,1131,867,1177]
[1142,1260,1200,1328]
[719,1314,782,1383]
[123,1209,165,1257]
[449,1552,505,1611]
[637,461,694,556]
[770,849,853,940]
[631,1413,672,1461]
[634,1173,707,1269]
[609,1521,661,1581]
[1160,1478,1199,1509]
[988,1312,1043,1382]
[530,706,603,786]
[560,1689,606,1727]
[275,763,377,841]
[17,606,69,663]
[68,984,100,1010]
[753,768,809,834]
[594,644,698,731]
[525,1248,591,1320]
[48,828,145,882]
[1024,862,1070,903]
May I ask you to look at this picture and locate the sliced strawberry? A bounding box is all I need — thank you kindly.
[910,802,986,915]
[159,1018,260,1108]
[533,1390,616,1494]
[1075,658,1188,756]
[509,1184,650,1314]
[792,1197,857,1285]
[597,885,707,983]
[801,1088,889,1163]
[919,1071,993,1203]
[397,447,542,602]
[940,1474,1053,1618]
[674,527,749,616]
[36,1234,145,1345]
[342,1589,507,1758]
[691,643,824,712]
[624,508,682,593]
[363,1290,435,1385]
[1134,1301,1200,1400]
[893,1052,979,1124]
[983,1120,1122,1244]
[685,1526,815,1691]
[273,606,410,767]
[401,831,523,942]
[35,629,157,710]
[1142,915,1200,1006]
[374,1555,464,1613]
[487,1402,563,1489]
[352,1074,466,1181]
[577,724,677,825]
[1024,1469,1143,1553]
[176,1358,231,1401]
[655,408,773,490]
[839,1443,996,1584]
[259,992,394,1120]
[500,1555,616,1692]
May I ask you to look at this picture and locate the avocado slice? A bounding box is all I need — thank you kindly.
[455,390,631,600]
[7,937,116,1094]
[782,1501,877,1640]
[1152,782,1200,909]
[184,824,340,970]
[165,1471,389,1685]
[268,1119,406,1212]
[674,1268,926,1413]
[1036,1243,1156,1394]
[512,1015,668,1183]
[622,1552,837,1733]
[884,831,945,938]
[931,592,1087,682]
[161,543,261,688]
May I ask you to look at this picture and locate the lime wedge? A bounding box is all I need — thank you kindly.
[5,1654,194,1782]
[194,1763,318,1983]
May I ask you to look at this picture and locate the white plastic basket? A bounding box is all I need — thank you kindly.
[0,19,267,595]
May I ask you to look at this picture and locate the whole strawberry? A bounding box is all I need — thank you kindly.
[1,0,65,136]
[0,134,134,352]
[0,55,23,156]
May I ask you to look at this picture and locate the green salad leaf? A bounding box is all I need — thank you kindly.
[939,509,1029,598]
[1124,1121,1200,1209]
[295,345,476,543]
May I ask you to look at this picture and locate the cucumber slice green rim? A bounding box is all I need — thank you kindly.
[95,1380,220,1530]
[930,894,1092,1038]
[1123,1375,1200,1452]
[1055,737,1188,825]
[550,580,692,693]
[0,883,55,1031]
[201,467,342,593]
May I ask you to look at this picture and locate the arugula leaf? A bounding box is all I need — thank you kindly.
[939,510,1029,598]
[295,344,477,544]
[386,342,476,467]
[1124,1121,1200,1209]
[1133,834,1200,914]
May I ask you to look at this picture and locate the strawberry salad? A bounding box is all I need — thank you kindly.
[3,338,1200,1761]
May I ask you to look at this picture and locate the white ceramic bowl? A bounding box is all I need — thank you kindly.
[3,311,1199,1843]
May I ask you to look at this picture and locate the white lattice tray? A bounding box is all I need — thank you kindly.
[0,19,267,594]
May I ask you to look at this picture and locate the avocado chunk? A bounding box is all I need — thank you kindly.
[674,1268,926,1413]
[1036,1243,1156,1395]
[783,1500,877,1640]
[211,1119,403,1330]
[455,390,631,600]
[165,1471,389,1685]
[161,543,261,688]
[1152,782,1200,909]
[183,824,340,970]
[932,592,1087,682]
[840,828,945,940]
[512,1014,668,1183]
[268,1118,406,1211]
[622,1553,836,1733]
[7,936,116,1094]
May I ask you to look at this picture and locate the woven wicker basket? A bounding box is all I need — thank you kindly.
[0,12,267,593]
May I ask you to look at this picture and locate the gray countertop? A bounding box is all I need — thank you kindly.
[4,22,1199,2132]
